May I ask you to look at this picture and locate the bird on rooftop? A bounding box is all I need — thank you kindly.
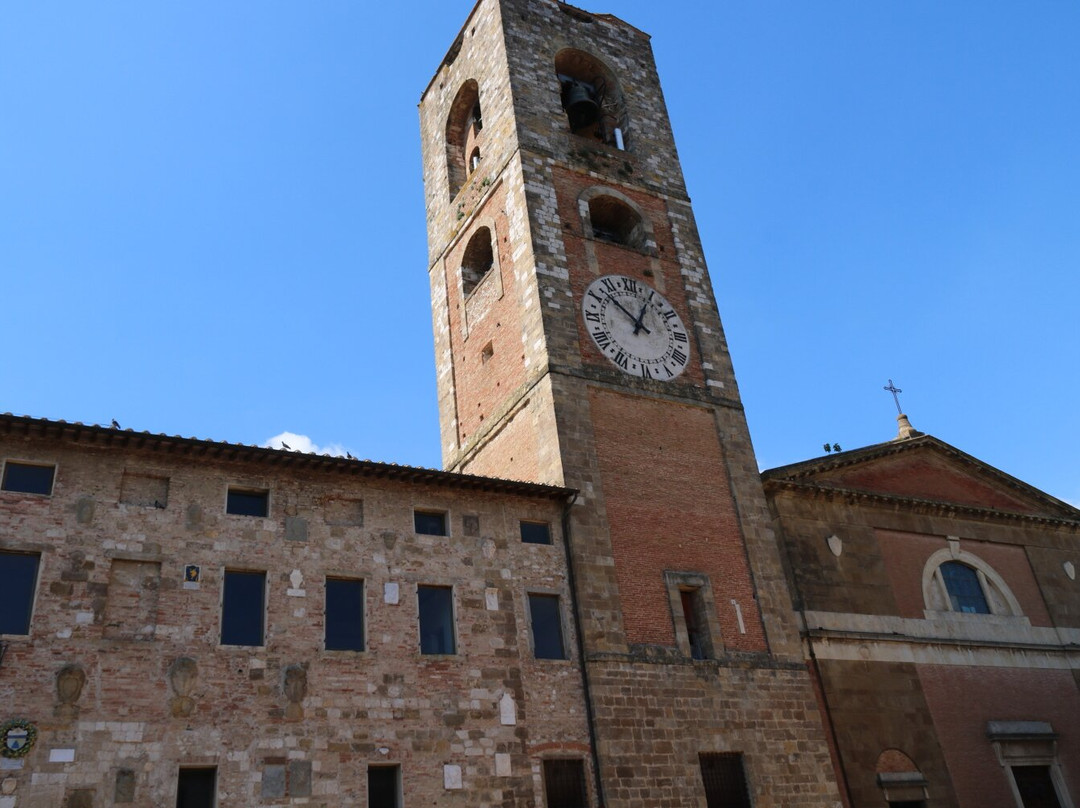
[111,419,121,429]
[281,441,292,450]
[347,452,355,460]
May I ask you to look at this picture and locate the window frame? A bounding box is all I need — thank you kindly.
[921,543,1024,618]
[176,766,217,808]
[664,571,720,660]
[527,592,568,660]
[699,752,753,808]
[225,486,270,518]
[1,460,56,496]
[324,576,366,652]
[413,509,449,537]
[0,551,42,636]
[368,763,402,808]
[520,520,553,545]
[542,757,589,808]
[417,584,456,656]
[220,569,267,647]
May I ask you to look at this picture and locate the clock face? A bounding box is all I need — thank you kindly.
[582,275,690,380]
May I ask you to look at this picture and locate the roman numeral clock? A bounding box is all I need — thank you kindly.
[582,274,691,380]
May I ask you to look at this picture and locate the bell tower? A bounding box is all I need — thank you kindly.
[420,1,843,805]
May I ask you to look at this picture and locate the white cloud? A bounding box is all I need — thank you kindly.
[263,431,349,458]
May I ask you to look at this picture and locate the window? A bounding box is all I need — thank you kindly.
[325,578,365,651]
[414,510,447,536]
[368,765,401,808]
[680,589,708,660]
[175,767,216,808]
[0,552,40,635]
[587,195,645,250]
[1,461,55,495]
[699,753,752,808]
[446,79,482,198]
[529,594,567,660]
[226,487,269,517]
[543,759,588,808]
[940,561,990,614]
[520,521,552,545]
[1011,766,1063,808]
[461,227,495,297]
[418,585,455,654]
[554,48,627,149]
[221,570,265,646]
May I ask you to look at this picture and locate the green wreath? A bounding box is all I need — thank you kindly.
[0,719,37,759]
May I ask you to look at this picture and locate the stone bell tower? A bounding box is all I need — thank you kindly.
[420,1,843,805]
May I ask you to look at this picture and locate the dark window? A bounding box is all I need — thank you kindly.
[461,227,494,297]
[889,802,927,808]
[418,585,455,654]
[369,765,400,808]
[529,594,567,660]
[414,510,447,536]
[325,578,365,651]
[681,589,708,660]
[1012,765,1063,808]
[699,753,752,808]
[176,767,216,808]
[226,487,269,517]
[940,561,990,614]
[587,195,645,250]
[1,462,55,495]
[221,570,265,646]
[543,759,588,808]
[521,521,552,545]
[0,552,40,635]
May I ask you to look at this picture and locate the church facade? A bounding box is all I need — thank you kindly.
[1,1,1077,807]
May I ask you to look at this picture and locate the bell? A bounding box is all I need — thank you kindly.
[563,81,599,131]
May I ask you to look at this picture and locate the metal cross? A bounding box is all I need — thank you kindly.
[884,379,903,414]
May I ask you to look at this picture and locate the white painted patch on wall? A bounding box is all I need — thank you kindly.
[731,599,747,634]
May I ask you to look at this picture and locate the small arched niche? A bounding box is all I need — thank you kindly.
[875,749,929,806]
[446,80,483,199]
[587,194,646,250]
[554,48,627,149]
[461,226,495,297]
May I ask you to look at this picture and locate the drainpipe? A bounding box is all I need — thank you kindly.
[561,490,606,808]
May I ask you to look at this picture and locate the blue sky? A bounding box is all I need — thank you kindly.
[3,1,1078,505]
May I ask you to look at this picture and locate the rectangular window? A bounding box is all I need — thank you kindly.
[414,510,447,536]
[699,753,752,808]
[0,552,40,635]
[221,570,265,646]
[1,462,55,495]
[543,759,588,808]
[1012,765,1063,808]
[103,559,162,641]
[418,585,455,654]
[176,767,216,808]
[529,594,567,660]
[368,765,401,808]
[681,589,708,660]
[226,487,269,517]
[325,578,365,651]
[520,520,552,545]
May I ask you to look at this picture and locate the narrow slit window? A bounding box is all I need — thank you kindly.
[681,589,707,660]
[1,462,55,495]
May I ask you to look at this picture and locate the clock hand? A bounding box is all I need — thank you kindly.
[632,291,653,335]
[607,294,651,335]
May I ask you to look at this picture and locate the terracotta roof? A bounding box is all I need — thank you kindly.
[0,413,574,501]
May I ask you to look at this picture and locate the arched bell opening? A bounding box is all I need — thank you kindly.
[554,49,627,150]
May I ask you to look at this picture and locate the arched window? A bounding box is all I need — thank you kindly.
[461,227,494,297]
[921,546,1023,617]
[554,49,628,149]
[875,749,928,806]
[446,80,483,198]
[587,194,645,250]
[939,561,990,614]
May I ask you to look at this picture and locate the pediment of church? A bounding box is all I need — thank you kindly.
[762,436,1078,520]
